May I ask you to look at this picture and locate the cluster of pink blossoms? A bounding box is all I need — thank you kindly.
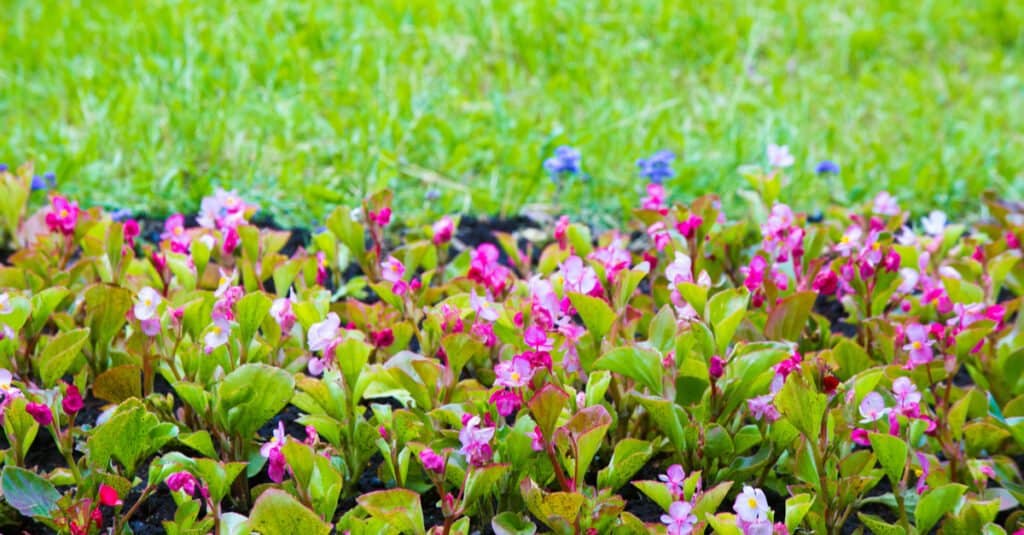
[747,352,803,422]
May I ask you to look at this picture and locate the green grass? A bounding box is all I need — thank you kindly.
[2,0,1023,225]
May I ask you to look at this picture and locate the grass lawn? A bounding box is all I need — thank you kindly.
[2,0,1023,225]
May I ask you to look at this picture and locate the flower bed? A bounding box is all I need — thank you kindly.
[0,158,1022,534]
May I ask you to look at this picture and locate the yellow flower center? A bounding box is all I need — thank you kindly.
[226,196,238,207]
[872,242,881,251]
[173,226,183,236]
[511,372,521,383]
[912,341,922,350]
[840,236,851,244]
[219,276,227,286]
[748,497,757,509]
[213,326,222,334]
[143,298,152,306]
[60,209,69,218]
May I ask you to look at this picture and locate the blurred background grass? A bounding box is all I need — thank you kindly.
[2,0,1023,226]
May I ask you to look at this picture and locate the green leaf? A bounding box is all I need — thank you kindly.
[869,432,909,486]
[915,484,967,534]
[693,481,733,518]
[568,293,616,341]
[633,394,686,452]
[491,512,537,535]
[631,480,673,512]
[29,287,70,335]
[193,458,246,505]
[833,339,873,380]
[215,363,295,440]
[774,373,826,439]
[235,291,272,349]
[356,488,425,535]
[764,291,816,341]
[597,439,654,491]
[336,337,373,393]
[528,384,569,440]
[178,431,217,459]
[648,305,677,354]
[857,513,906,535]
[93,364,142,403]
[0,466,60,517]
[87,398,178,474]
[785,493,816,532]
[282,441,342,521]
[615,266,648,309]
[249,488,331,535]
[677,282,708,316]
[38,328,90,387]
[593,346,663,395]
[555,405,611,483]
[85,284,131,356]
[2,398,38,460]
[706,288,749,354]
[463,464,510,513]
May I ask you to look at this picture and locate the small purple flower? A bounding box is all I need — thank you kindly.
[0,164,7,172]
[420,448,446,473]
[26,402,53,426]
[543,146,582,179]
[166,471,199,495]
[815,160,840,174]
[636,150,675,184]
[658,464,687,498]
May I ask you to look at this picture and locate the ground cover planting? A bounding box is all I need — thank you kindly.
[0,147,1022,534]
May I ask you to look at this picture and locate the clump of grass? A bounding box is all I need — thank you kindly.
[2,0,1022,224]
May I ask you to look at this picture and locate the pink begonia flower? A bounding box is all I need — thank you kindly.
[676,215,703,239]
[471,321,496,347]
[665,252,693,286]
[26,402,53,426]
[420,448,445,473]
[641,183,668,212]
[734,485,771,522]
[141,317,162,337]
[270,296,296,333]
[921,210,947,237]
[915,452,931,494]
[368,207,391,227]
[647,222,672,251]
[468,244,511,294]
[891,377,921,412]
[748,394,779,422]
[203,313,231,353]
[134,287,161,321]
[381,256,405,283]
[661,500,698,535]
[45,195,80,235]
[166,471,199,495]
[470,290,499,322]
[554,216,570,249]
[835,226,862,256]
[489,389,521,417]
[742,256,768,292]
[529,426,544,451]
[62,384,84,415]
[222,226,240,255]
[432,216,454,245]
[873,191,901,216]
[561,256,599,295]
[766,144,794,168]
[197,188,253,230]
[851,428,870,446]
[307,313,341,352]
[214,269,238,298]
[162,214,191,252]
[261,421,287,458]
[658,464,686,499]
[123,219,140,248]
[98,484,122,506]
[316,251,328,286]
[494,356,534,388]
[859,392,888,423]
[524,325,553,352]
[459,416,495,467]
[588,239,631,281]
[902,323,934,368]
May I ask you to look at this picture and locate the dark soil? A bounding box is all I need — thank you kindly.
[814,294,858,337]
[620,462,665,522]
